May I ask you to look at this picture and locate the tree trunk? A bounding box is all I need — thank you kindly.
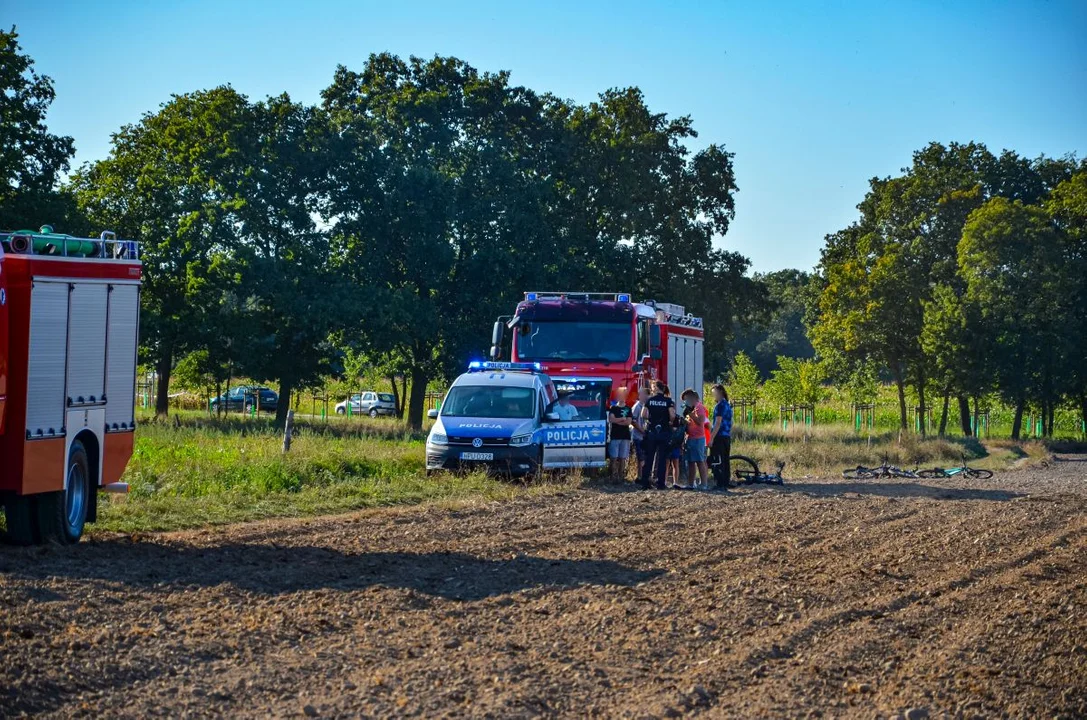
[917,373,927,438]
[397,376,408,420]
[215,380,222,417]
[892,362,908,431]
[973,396,979,438]
[1080,394,1087,440]
[958,395,972,437]
[388,374,401,419]
[938,390,950,436]
[407,366,428,430]
[1011,397,1025,440]
[1047,403,1056,439]
[276,378,293,427]
[155,344,173,417]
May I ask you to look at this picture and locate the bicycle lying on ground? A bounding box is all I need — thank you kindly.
[916,457,994,479]
[842,461,919,480]
[727,455,786,486]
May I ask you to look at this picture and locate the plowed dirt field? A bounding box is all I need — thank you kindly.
[2,459,1086,719]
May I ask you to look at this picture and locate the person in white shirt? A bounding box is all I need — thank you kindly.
[553,392,579,421]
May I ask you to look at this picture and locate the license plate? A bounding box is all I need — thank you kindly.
[460,452,494,461]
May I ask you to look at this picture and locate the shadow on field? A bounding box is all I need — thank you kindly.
[781,481,1024,501]
[0,544,661,601]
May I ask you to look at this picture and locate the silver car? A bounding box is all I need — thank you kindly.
[335,391,397,418]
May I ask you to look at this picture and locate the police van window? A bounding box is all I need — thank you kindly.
[441,386,535,419]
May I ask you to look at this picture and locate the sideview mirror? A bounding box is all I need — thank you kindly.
[631,363,643,372]
[649,348,662,360]
[648,324,661,348]
[491,321,504,346]
[427,409,439,419]
[544,412,561,423]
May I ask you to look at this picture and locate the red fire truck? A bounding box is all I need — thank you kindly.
[0,226,141,545]
[490,291,704,413]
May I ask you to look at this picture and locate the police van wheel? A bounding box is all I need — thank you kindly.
[3,495,37,546]
[36,441,91,545]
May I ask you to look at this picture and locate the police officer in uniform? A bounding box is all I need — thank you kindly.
[639,381,676,489]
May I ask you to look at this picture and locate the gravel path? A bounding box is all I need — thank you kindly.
[2,458,1085,719]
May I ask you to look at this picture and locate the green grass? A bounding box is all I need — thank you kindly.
[88,411,570,534]
[0,410,1057,538]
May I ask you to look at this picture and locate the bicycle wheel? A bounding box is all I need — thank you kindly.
[842,466,875,480]
[964,468,994,479]
[887,466,918,479]
[916,468,948,479]
[729,455,760,485]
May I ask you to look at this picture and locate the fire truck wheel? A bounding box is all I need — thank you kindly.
[36,440,91,545]
[3,495,37,546]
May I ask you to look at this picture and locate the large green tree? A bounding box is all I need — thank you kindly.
[959,198,1065,438]
[0,27,80,230]
[73,88,256,414]
[1045,172,1087,430]
[323,54,748,428]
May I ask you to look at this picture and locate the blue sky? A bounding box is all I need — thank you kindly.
[8,0,1086,273]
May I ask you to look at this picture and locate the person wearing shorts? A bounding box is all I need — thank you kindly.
[681,388,710,489]
[608,390,633,483]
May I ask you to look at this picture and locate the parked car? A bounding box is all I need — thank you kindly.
[210,386,279,413]
[336,391,397,417]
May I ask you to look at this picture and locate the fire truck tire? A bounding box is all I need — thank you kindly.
[36,440,91,545]
[3,495,37,546]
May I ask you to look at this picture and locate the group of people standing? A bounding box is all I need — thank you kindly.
[606,381,733,490]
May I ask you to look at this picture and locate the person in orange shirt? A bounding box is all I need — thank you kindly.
[680,388,711,490]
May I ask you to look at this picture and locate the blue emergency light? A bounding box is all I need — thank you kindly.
[468,361,542,372]
[526,292,538,301]
[616,293,631,303]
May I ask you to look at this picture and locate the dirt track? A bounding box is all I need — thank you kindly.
[2,460,1086,719]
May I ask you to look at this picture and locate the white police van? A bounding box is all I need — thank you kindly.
[426,362,608,475]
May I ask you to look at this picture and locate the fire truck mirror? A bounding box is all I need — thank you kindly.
[491,320,503,347]
[648,324,661,348]
[649,348,662,360]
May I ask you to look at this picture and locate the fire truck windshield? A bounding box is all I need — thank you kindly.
[516,321,632,363]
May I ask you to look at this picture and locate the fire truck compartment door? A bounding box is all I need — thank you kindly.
[105,283,139,431]
[67,283,108,405]
[539,420,607,469]
[26,281,70,438]
[666,333,704,402]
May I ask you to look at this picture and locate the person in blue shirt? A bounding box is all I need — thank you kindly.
[709,384,733,490]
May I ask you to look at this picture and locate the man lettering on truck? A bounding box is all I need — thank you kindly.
[639,381,676,489]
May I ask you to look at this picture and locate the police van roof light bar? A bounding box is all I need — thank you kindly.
[468,361,543,373]
[523,291,632,303]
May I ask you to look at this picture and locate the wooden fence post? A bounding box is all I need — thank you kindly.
[283,409,294,453]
